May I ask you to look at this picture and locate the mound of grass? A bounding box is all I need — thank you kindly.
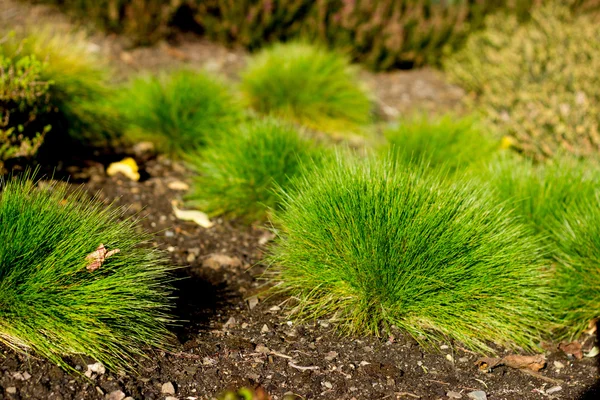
[382,114,498,173]
[186,118,323,222]
[240,42,372,134]
[550,195,600,339]
[0,174,175,371]
[119,69,243,155]
[267,153,551,353]
[5,29,121,144]
[482,154,599,237]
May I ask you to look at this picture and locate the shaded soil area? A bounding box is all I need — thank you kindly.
[1,157,600,400]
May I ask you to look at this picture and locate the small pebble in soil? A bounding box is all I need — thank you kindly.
[467,391,487,400]
[458,357,469,363]
[6,387,17,394]
[447,391,462,399]
[546,386,562,395]
[554,361,565,370]
[106,390,126,400]
[261,324,270,333]
[161,382,176,395]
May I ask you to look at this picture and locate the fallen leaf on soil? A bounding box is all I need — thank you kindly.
[85,244,120,272]
[585,346,600,358]
[559,341,583,359]
[167,180,190,191]
[106,157,140,181]
[172,204,213,228]
[475,354,546,372]
[585,318,598,335]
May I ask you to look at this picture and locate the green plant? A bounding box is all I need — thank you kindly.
[0,174,175,371]
[0,38,52,173]
[186,118,323,222]
[445,3,600,160]
[267,152,551,353]
[482,154,600,237]
[119,69,243,155]
[240,42,372,134]
[382,114,498,173]
[0,29,120,156]
[550,194,600,339]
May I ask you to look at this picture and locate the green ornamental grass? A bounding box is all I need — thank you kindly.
[0,175,175,371]
[241,42,372,134]
[267,153,551,353]
[119,69,243,155]
[186,118,323,222]
[383,114,498,173]
[550,195,600,339]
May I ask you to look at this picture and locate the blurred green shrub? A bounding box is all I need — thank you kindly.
[445,3,600,160]
[0,36,52,173]
[118,69,243,155]
[382,114,498,174]
[0,29,120,171]
[241,42,371,134]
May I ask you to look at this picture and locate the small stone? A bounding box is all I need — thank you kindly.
[446,354,454,362]
[96,387,105,395]
[458,357,469,363]
[241,323,249,329]
[165,230,175,238]
[223,317,236,329]
[203,254,242,270]
[85,362,106,378]
[546,386,562,395]
[167,180,189,191]
[247,296,259,310]
[161,382,176,395]
[261,324,270,333]
[325,351,338,361]
[167,246,176,252]
[269,305,281,312]
[467,391,487,400]
[322,381,333,389]
[165,397,179,400]
[554,361,565,370]
[447,391,462,399]
[106,390,126,400]
[255,344,270,354]
[188,247,200,256]
[440,345,449,350]
[22,372,31,380]
[6,387,16,394]
[124,398,135,400]
[186,253,196,263]
[359,361,371,366]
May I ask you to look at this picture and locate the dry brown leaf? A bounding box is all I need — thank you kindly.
[476,354,546,372]
[559,341,583,359]
[584,318,598,336]
[85,244,120,272]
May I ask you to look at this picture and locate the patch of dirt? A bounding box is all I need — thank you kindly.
[1,157,599,400]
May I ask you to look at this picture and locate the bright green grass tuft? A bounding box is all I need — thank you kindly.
[119,69,243,155]
[482,154,600,339]
[382,114,498,173]
[550,195,600,339]
[267,152,552,353]
[483,154,599,237]
[240,42,372,134]
[186,118,324,223]
[0,175,175,371]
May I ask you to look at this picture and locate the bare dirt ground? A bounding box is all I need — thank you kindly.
[1,1,599,399]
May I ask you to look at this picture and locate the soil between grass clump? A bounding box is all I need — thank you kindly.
[0,157,598,400]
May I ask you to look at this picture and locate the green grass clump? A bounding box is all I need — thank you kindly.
[445,3,600,160]
[382,114,498,173]
[3,29,121,145]
[483,154,599,237]
[267,153,551,353]
[119,69,243,155]
[481,154,600,339]
[240,42,372,134]
[186,118,323,222]
[550,195,600,339]
[0,175,175,371]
